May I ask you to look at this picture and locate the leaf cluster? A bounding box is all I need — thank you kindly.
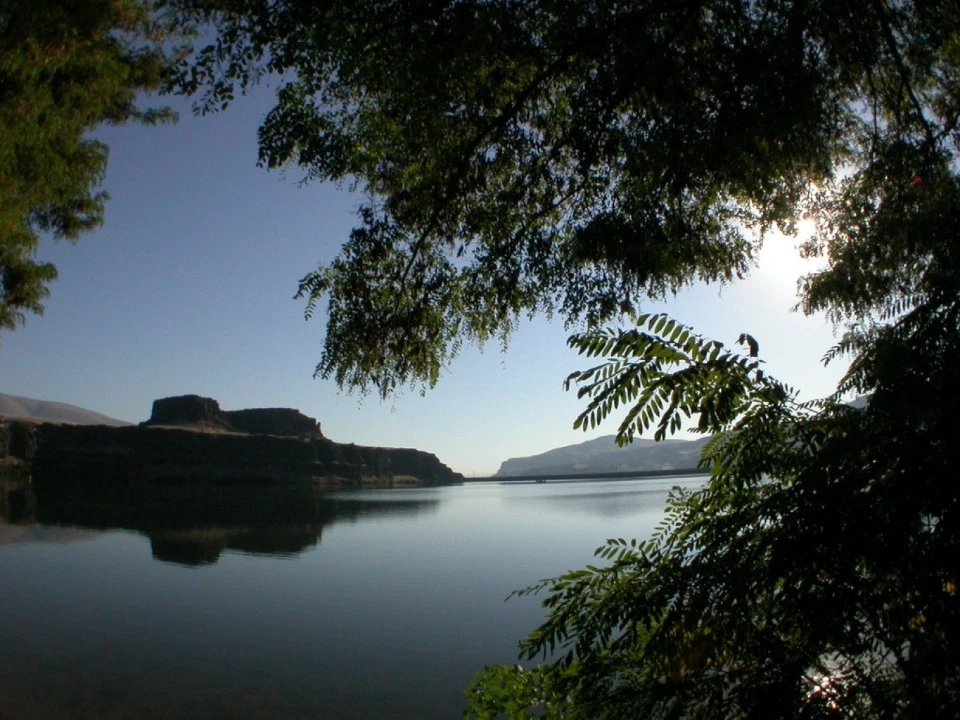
[468,303,960,718]
[0,0,185,334]
[167,0,878,396]
[564,313,784,442]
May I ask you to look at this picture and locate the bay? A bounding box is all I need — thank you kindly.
[0,476,705,719]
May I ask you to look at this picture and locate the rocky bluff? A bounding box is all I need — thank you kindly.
[142,395,325,437]
[1,395,462,487]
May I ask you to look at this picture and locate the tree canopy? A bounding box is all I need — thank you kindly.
[167,1,960,716]
[0,0,180,334]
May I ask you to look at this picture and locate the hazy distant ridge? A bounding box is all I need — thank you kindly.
[496,435,710,477]
[0,392,130,426]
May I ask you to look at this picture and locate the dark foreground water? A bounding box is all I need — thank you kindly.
[0,476,705,719]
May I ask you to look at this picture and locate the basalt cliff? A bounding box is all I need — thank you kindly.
[0,395,462,488]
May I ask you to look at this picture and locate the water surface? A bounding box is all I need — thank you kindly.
[0,476,704,719]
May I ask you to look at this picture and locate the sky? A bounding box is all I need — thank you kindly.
[0,86,849,476]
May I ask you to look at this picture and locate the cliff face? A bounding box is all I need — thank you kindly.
[223,408,322,438]
[141,395,324,438]
[142,395,233,430]
[0,395,461,488]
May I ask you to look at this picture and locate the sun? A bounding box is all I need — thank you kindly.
[754,219,825,293]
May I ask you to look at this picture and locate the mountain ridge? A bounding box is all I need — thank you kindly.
[0,392,130,427]
[496,434,710,476]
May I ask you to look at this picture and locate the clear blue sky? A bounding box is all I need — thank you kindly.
[0,87,847,476]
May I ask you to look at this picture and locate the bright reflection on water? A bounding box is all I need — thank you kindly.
[0,476,705,719]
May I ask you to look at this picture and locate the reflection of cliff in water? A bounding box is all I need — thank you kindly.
[0,478,34,523]
[0,479,439,566]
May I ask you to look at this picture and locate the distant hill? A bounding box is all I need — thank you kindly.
[0,392,130,426]
[495,435,710,477]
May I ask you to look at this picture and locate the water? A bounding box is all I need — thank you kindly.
[0,476,705,719]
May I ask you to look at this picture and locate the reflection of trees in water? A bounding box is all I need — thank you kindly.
[0,480,440,566]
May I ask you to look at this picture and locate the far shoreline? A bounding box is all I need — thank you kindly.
[462,467,709,483]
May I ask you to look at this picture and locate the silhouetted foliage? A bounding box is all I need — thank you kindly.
[168,1,960,716]
[0,0,183,333]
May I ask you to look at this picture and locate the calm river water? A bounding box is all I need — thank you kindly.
[0,476,705,719]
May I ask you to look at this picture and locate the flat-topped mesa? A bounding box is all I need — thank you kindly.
[142,395,323,438]
[224,408,323,439]
[142,395,233,430]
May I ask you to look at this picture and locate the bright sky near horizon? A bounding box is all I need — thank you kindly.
[0,87,848,476]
